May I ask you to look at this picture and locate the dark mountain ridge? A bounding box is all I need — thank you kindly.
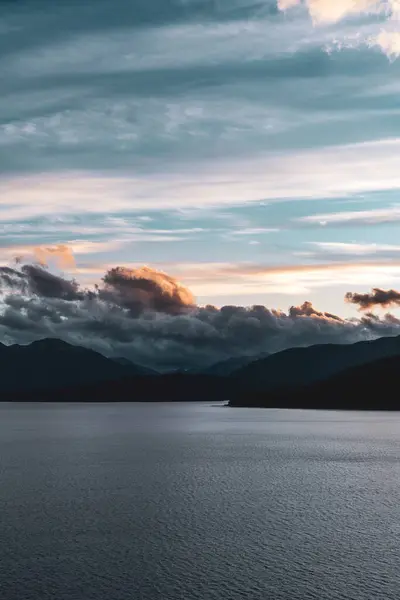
[0,338,155,393]
[230,354,400,410]
[3,334,400,406]
[190,353,270,377]
[233,334,400,392]
[111,356,159,375]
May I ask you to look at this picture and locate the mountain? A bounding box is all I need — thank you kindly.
[4,334,400,405]
[0,339,154,393]
[230,354,400,410]
[195,353,270,377]
[0,338,232,401]
[7,373,233,402]
[231,335,400,393]
[111,356,159,375]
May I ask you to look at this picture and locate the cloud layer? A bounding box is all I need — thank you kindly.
[1,261,400,370]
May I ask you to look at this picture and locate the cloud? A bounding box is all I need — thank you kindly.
[77,259,400,298]
[199,260,400,281]
[278,0,301,9]
[0,241,124,265]
[0,264,82,301]
[289,300,343,321]
[305,242,400,261]
[33,245,76,269]
[228,227,280,236]
[1,261,400,370]
[297,205,400,225]
[2,138,400,222]
[278,0,400,58]
[310,242,400,254]
[374,30,400,58]
[278,0,378,24]
[100,266,195,315]
[345,287,400,310]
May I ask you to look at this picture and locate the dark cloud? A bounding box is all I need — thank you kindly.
[345,288,400,311]
[1,263,400,370]
[21,265,82,300]
[0,264,82,300]
[0,266,26,288]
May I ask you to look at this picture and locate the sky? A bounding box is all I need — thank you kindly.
[1,0,400,367]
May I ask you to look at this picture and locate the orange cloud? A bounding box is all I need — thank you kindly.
[33,245,76,270]
[101,266,195,313]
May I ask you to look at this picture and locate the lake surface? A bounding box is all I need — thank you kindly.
[1,403,400,599]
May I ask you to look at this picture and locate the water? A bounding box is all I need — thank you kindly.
[1,403,400,600]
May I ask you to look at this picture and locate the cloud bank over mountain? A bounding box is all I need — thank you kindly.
[1,261,400,370]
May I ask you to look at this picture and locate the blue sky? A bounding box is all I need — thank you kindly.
[1,0,400,316]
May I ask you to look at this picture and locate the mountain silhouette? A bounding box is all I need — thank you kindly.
[0,339,155,393]
[230,354,400,410]
[233,335,400,393]
[4,334,400,406]
[111,356,159,375]
[192,353,270,377]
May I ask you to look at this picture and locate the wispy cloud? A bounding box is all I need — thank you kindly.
[74,260,400,298]
[0,241,123,268]
[298,205,400,225]
[309,241,400,255]
[228,227,280,236]
[0,225,208,269]
[2,138,400,221]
